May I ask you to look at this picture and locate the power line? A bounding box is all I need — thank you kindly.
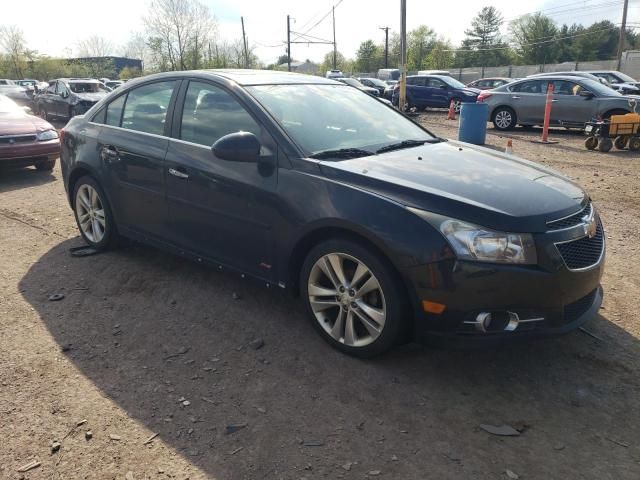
[291,0,344,43]
[502,0,623,22]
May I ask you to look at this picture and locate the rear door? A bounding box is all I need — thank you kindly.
[164,80,278,278]
[97,79,179,238]
[508,80,547,124]
[548,80,597,126]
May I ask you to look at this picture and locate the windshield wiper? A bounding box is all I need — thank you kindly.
[376,139,439,154]
[309,148,375,160]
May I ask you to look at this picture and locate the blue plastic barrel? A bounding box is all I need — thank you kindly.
[458,102,489,145]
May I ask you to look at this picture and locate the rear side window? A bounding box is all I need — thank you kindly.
[106,94,126,126]
[121,81,175,136]
[511,80,545,94]
[179,81,260,147]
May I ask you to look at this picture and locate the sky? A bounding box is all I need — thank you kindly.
[1,0,638,64]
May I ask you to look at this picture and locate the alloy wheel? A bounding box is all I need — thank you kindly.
[75,184,106,243]
[453,99,462,113]
[307,253,386,348]
[494,110,513,129]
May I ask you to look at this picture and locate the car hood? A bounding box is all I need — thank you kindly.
[0,111,54,135]
[73,92,107,102]
[317,140,587,233]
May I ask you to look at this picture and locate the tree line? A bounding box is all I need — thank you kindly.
[1,1,639,80]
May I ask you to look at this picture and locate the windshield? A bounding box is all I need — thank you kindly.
[0,95,21,113]
[340,78,364,88]
[69,82,109,93]
[580,78,622,96]
[363,78,386,88]
[248,84,435,157]
[440,76,466,89]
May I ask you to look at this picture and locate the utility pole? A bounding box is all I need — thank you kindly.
[617,0,629,71]
[379,27,389,68]
[287,15,291,72]
[241,17,249,68]
[399,0,407,111]
[332,6,337,69]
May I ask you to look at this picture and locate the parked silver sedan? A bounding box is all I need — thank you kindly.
[478,76,638,131]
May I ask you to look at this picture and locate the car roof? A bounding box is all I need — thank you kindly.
[407,74,451,79]
[133,69,341,86]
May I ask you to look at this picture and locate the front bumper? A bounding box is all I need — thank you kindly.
[0,139,60,167]
[404,225,605,345]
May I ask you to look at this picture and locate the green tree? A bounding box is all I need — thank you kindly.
[320,50,351,73]
[407,25,436,70]
[572,21,618,61]
[460,7,511,68]
[425,39,454,69]
[355,39,381,73]
[510,13,559,64]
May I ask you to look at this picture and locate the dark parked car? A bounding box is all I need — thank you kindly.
[336,77,380,96]
[357,77,387,96]
[0,95,59,171]
[392,75,480,111]
[585,70,640,95]
[479,76,637,130]
[60,70,604,357]
[105,80,124,90]
[466,77,513,90]
[35,78,110,121]
[383,80,397,100]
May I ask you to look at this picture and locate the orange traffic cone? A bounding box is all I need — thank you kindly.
[505,139,513,154]
[447,100,456,120]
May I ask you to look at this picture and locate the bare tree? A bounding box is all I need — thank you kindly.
[144,0,216,71]
[0,25,26,78]
[121,32,150,71]
[77,36,113,57]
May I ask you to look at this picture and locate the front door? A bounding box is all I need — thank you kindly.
[548,80,597,126]
[97,80,178,238]
[165,80,278,279]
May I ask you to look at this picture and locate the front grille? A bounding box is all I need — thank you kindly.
[555,220,604,270]
[0,134,36,144]
[564,288,598,323]
[547,203,592,230]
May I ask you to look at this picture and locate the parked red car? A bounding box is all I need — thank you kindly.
[0,94,60,171]
[466,77,513,90]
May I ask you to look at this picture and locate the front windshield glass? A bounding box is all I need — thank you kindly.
[248,84,435,157]
[440,76,466,89]
[580,78,622,96]
[69,82,109,93]
[365,78,386,88]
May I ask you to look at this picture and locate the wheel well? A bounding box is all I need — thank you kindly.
[67,167,93,205]
[288,227,403,296]
[491,105,515,120]
[602,108,630,119]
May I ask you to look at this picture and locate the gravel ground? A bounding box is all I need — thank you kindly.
[0,112,639,479]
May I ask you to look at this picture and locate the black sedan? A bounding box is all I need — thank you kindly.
[59,70,604,357]
[336,77,380,96]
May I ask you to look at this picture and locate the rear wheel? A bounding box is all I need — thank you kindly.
[72,176,118,251]
[598,138,613,152]
[492,107,516,131]
[628,136,640,151]
[614,135,628,150]
[300,238,408,357]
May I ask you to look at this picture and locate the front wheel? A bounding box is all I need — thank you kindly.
[452,98,462,113]
[628,136,640,151]
[492,107,516,131]
[300,238,408,357]
[72,176,118,251]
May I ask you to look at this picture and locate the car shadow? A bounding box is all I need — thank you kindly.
[0,165,57,194]
[19,239,640,479]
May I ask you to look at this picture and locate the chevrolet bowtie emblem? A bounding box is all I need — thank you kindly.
[582,213,597,238]
[9,138,15,144]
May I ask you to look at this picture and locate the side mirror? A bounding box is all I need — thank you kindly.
[440,85,448,89]
[212,131,261,162]
[59,91,68,98]
[579,90,594,98]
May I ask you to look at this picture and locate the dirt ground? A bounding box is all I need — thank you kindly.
[1,113,639,480]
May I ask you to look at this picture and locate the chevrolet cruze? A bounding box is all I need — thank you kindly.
[60,70,605,357]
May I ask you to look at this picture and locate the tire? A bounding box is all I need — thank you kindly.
[35,158,56,171]
[492,107,517,131]
[614,135,628,150]
[452,98,462,113]
[585,137,598,150]
[628,136,640,151]
[300,238,408,358]
[72,175,118,251]
[598,138,613,152]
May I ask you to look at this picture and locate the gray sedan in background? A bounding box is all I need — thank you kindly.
[479,76,638,130]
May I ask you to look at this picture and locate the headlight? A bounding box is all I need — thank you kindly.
[410,209,537,264]
[36,129,59,141]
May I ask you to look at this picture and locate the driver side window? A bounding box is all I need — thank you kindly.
[56,82,68,96]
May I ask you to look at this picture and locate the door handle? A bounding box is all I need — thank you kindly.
[511,96,520,99]
[100,145,120,164]
[551,99,558,103]
[169,167,189,179]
